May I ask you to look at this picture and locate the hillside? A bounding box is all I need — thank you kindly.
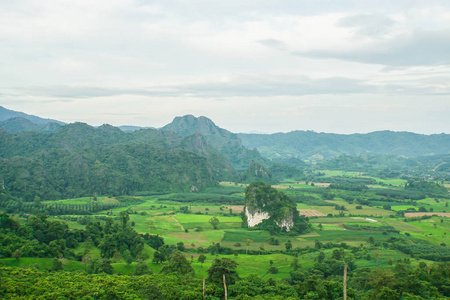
[239,130,450,161]
[0,123,236,201]
[0,117,63,133]
[0,106,64,125]
[163,115,265,172]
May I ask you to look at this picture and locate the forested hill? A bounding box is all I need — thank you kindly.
[0,123,236,201]
[0,117,63,134]
[162,115,265,172]
[239,130,450,160]
[0,106,64,125]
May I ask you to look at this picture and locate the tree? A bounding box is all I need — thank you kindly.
[315,240,323,249]
[88,259,113,274]
[209,217,220,230]
[198,254,207,266]
[123,250,133,266]
[161,250,194,276]
[318,251,325,263]
[291,258,300,271]
[82,254,91,272]
[12,249,21,262]
[285,240,293,251]
[139,284,165,300]
[134,259,152,276]
[119,211,130,229]
[176,242,185,251]
[98,259,114,274]
[207,258,239,286]
[152,251,167,264]
[84,236,94,250]
[99,234,117,258]
[50,258,63,271]
[332,249,342,260]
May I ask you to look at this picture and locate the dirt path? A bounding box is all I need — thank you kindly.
[171,216,185,231]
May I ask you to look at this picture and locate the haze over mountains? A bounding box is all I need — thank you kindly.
[1,105,449,161]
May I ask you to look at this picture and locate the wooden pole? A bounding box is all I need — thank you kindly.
[203,279,206,299]
[223,274,227,300]
[343,262,348,300]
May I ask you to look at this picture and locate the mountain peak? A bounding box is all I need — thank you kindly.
[162,114,225,137]
[163,114,265,172]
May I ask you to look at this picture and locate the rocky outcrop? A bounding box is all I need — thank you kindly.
[244,181,297,232]
[275,212,294,230]
[245,207,270,228]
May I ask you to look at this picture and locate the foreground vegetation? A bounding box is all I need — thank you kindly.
[2,171,450,299]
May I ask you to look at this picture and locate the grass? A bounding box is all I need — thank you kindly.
[314,170,408,187]
[311,217,377,224]
[383,220,424,233]
[391,205,418,212]
[416,197,450,212]
[296,203,312,209]
[311,200,394,217]
[406,217,450,245]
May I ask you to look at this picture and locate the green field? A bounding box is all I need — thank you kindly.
[312,200,394,217]
[4,176,449,294]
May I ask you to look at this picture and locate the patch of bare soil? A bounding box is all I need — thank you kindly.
[313,183,331,187]
[226,206,244,213]
[298,209,326,217]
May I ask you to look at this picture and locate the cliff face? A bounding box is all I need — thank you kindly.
[245,207,270,228]
[244,181,296,231]
[245,206,294,231]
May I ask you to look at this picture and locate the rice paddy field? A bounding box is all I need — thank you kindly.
[5,178,449,282]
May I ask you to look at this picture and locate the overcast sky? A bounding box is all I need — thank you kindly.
[1,0,449,134]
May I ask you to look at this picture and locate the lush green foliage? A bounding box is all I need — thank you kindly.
[0,123,227,203]
[239,131,450,161]
[244,182,311,234]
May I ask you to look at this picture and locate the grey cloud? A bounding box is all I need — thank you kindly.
[18,74,449,101]
[257,39,287,50]
[15,77,374,99]
[294,29,450,66]
[337,14,396,38]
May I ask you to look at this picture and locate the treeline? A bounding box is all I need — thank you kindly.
[158,192,243,205]
[0,212,145,262]
[1,198,129,215]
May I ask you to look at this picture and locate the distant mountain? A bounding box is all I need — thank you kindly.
[239,130,450,161]
[0,117,63,133]
[162,115,266,172]
[0,106,64,125]
[118,125,153,132]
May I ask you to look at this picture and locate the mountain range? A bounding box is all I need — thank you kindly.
[0,105,449,202]
[1,105,449,162]
[239,131,450,161]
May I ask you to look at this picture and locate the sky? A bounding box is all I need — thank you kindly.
[1,0,449,134]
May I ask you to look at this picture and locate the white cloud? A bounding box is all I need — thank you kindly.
[0,0,449,133]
